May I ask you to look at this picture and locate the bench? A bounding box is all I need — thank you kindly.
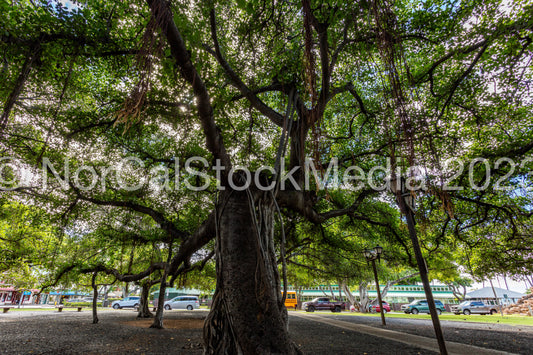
[1,307,10,313]
[56,306,83,312]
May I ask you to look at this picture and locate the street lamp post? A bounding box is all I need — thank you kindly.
[364,246,386,326]
[390,175,448,355]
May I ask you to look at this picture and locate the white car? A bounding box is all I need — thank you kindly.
[111,296,140,309]
[163,296,199,310]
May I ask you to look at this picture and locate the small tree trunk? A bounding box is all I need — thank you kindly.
[318,285,328,297]
[503,275,510,290]
[204,189,300,354]
[327,283,335,299]
[359,282,370,313]
[91,272,99,324]
[137,282,154,318]
[523,275,532,288]
[102,285,110,307]
[342,283,356,310]
[150,273,167,329]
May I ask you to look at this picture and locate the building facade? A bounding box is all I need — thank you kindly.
[288,284,457,304]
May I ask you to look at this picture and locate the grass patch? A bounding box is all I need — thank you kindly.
[337,311,533,326]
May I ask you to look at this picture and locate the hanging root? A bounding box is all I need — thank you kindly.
[115,3,166,131]
[203,288,241,355]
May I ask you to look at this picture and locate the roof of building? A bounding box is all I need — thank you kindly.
[466,287,524,299]
[151,287,202,296]
[49,291,89,296]
[291,284,456,299]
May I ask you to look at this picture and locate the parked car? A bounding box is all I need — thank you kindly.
[111,296,141,309]
[451,301,500,315]
[401,299,446,315]
[163,296,199,310]
[302,297,345,312]
[369,301,391,313]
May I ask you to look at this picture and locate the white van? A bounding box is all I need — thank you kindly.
[111,296,141,309]
[163,295,200,310]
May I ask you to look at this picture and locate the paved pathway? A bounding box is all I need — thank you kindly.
[292,313,518,355]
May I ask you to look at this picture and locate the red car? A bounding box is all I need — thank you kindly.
[370,301,391,313]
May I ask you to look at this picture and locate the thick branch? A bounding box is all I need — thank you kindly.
[437,43,489,119]
[1,42,41,136]
[81,262,167,283]
[72,187,187,241]
[147,0,231,169]
[277,189,373,224]
[170,250,214,284]
[314,22,331,116]
[167,210,217,276]
[208,9,285,127]
[231,83,284,101]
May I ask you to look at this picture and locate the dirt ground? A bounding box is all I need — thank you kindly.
[1,309,531,354]
[121,318,205,330]
[0,309,431,354]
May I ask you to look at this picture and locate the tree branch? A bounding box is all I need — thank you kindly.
[207,9,285,127]
[147,0,231,169]
[71,186,188,241]
[167,210,216,277]
[80,262,167,283]
[1,42,41,136]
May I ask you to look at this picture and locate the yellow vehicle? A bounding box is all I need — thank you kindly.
[282,291,297,310]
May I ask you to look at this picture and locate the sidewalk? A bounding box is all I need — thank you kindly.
[0,304,56,309]
[293,313,516,355]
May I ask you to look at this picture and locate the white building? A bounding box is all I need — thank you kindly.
[465,287,524,305]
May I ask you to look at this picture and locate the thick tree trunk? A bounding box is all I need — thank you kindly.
[137,282,154,318]
[150,273,167,329]
[204,189,300,354]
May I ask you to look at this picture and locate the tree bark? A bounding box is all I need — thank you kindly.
[341,282,357,310]
[137,282,154,318]
[150,272,167,329]
[204,188,300,354]
[91,272,99,324]
[1,42,41,136]
[102,285,110,308]
[327,283,335,299]
[381,272,420,298]
[446,282,467,301]
[358,281,371,313]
